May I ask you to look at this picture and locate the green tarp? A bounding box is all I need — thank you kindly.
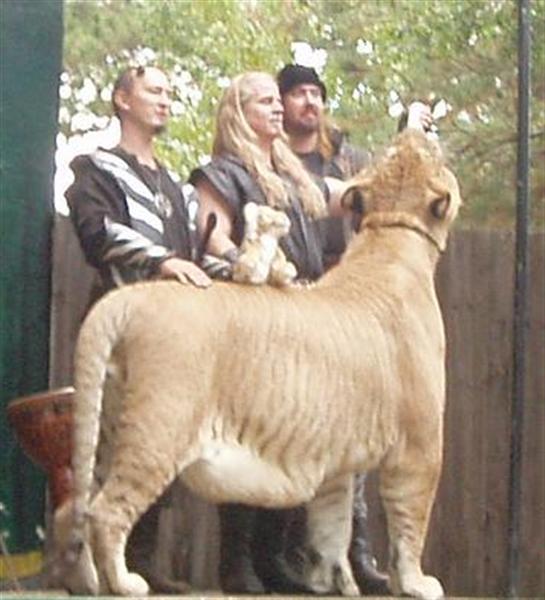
[0,0,63,574]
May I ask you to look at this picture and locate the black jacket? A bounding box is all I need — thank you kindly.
[190,154,325,282]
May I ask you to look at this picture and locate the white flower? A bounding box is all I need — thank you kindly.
[134,46,157,66]
[59,106,71,124]
[170,100,184,116]
[389,101,405,118]
[292,42,312,64]
[94,115,110,129]
[56,132,67,149]
[59,83,72,100]
[476,104,491,124]
[352,82,369,102]
[457,110,472,124]
[312,49,328,73]
[388,90,400,103]
[75,78,97,105]
[356,39,373,56]
[70,111,95,132]
[217,76,231,89]
[291,41,328,73]
[100,85,113,102]
[188,87,203,107]
[432,99,451,120]
[322,23,333,38]
[172,70,193,89]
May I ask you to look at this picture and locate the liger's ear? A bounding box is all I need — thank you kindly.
[430,193,451,220]
[341,186,366,216]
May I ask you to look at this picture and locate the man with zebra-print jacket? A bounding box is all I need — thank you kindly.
[66,65,210,298]
[65,65,210,594]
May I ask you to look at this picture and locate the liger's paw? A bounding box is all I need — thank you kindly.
[401,574,444,600]
[64,543,100,595]
[115,572,150,597]
[335,570,360,597]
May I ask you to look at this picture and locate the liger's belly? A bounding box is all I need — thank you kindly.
[181,440,321,508]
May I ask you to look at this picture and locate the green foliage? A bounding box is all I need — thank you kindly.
[62,0,544,228]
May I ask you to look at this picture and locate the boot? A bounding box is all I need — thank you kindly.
[349,473,390,595]
[218,504,264,594]
[252,507,310,594]
[126,491,191,594]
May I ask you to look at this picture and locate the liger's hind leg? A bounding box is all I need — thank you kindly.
[88,409,182,596]
[292,474,359,596]
[380,431,444,600]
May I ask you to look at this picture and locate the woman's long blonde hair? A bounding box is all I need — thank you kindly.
[212,72,326,219]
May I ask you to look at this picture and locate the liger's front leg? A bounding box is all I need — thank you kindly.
[380,431,444,600]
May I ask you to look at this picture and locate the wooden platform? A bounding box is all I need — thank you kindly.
[0,593,513,600]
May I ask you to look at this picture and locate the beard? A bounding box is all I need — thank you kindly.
[283,112,320,135]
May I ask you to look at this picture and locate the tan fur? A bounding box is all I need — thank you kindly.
[233,201,297,286]
[63,130,461,598]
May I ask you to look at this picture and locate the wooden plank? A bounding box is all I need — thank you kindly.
[430,229,482,595]
[481,230,513,596]
[49,214,98,388]
[519,232,545,597]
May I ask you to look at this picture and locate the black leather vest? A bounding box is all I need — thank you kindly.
[190,155,325,281]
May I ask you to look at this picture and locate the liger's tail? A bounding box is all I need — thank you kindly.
[67,287,132,558]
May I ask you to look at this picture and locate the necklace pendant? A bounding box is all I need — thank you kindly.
[155,192,173,219]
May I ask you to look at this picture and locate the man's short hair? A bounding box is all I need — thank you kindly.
[277,64,327,101]
[111,65,147,117]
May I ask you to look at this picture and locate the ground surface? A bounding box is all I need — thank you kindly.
[0,593,511,600]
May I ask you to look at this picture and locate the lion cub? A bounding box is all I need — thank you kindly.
[233,201,297,286]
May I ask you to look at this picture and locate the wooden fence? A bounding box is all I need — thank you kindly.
[49,220,544,597]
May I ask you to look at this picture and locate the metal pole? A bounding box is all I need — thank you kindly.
[508,0,531,597]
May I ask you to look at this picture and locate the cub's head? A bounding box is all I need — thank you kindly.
[244,201,291,241]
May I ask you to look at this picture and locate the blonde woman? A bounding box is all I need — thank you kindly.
[189,71,351,283]
[189,71,351,594]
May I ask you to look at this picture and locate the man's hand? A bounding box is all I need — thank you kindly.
[407,101,434,132]
[158,257,212,288]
